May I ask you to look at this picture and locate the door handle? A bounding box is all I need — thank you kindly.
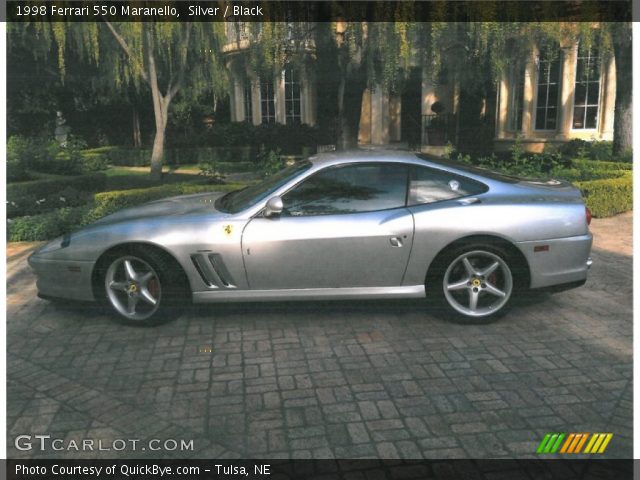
[390,236,403,247]
[457,197,480,206]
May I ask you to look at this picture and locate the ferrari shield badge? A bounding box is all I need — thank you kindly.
[223,224,233,236]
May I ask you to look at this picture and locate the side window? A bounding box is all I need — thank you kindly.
[282,163,408,216]
[409,166,487,206]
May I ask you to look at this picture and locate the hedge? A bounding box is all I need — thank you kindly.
[107,147,257,166]
[106,145,316,167]
[8,182,246,242]
[8,173,107,200]
[7,173,107,218]
[85,182,245,222]
[575,172,633,218]
[552,160,631,183]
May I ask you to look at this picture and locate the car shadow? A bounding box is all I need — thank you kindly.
[38,288,558,328]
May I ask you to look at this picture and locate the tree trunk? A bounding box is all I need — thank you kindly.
[132,105,142,148]
[612,23,632,156]
[336,56,365,150]
[150,124,165,181]
[336,73,348,150]
[150,94,170,182]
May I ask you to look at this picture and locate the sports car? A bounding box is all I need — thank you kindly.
[29,149,593,325]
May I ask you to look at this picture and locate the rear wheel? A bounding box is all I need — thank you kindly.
[429,245,516,323]
[100,247,186,325]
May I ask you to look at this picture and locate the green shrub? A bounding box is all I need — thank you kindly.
[8,182,247,241]
[106,146,257,167]
[170,122,331,153]
[7,173,107,218]
[559,139,631,163]
[459,153,632,218]
[40,135,87,175]
[86,183,244,222]
[7,173,107,201]
[258,149,285,177]
[197,161,227,184]
[6,134,93,176]
[572,158,632,171]
[575,172,632,218]
[7,136,47,180]
[8,206,92,242]
[80,151,110,172]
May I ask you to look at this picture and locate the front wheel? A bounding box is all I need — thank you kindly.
[101,248,185,325]
[431,246,515,323]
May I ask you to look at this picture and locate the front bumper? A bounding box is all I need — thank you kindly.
[28,254,97,302]
[517,233,593,289]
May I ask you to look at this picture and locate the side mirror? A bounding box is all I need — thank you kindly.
[264,196,284,218]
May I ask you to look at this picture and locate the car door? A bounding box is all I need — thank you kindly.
[241,162,415,290]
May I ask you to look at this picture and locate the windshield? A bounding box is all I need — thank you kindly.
[215,161,312,214]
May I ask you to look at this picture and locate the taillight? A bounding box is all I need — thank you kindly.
[585,206,592,226]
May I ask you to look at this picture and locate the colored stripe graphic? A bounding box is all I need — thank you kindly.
[537,434,552,454]
[584,433,614,454]
[540,433,613,454]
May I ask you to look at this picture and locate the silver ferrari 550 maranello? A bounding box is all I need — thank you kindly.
[29,149,593,325]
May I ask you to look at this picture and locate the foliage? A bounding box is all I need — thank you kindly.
[576,173,632,218]
[7,135,111,178]
[85,183,243,223]
[79,150,111,172]
[11,21,230,178]
[457,149,632,218]
[107,146,252,166]
[457,151,569,178]
[8,182,247,242]
[197,161,228,184]
[257,149,285,177]
[7,136,32,182]
[8,205,92,242]
[559,140,631,163]
[7,136,51,174]
[7,173,107,218]
[170,122,333,152]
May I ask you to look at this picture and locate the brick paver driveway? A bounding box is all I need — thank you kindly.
[6,213,632,459]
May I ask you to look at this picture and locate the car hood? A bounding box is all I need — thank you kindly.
[92,191,227,226]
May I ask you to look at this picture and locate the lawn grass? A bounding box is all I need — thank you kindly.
[104,166,209,191]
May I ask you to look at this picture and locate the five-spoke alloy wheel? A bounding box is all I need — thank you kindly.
[105,256,162,322]
[99,247,186,325]
[430,244,517,323]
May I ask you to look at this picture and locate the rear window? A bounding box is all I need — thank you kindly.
[409,165,488,206]
[416,155,521,184]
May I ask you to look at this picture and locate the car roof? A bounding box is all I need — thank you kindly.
[305,149,523,186]
[308,148,424,166]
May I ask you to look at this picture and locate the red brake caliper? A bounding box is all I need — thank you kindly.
[148,278,160,298]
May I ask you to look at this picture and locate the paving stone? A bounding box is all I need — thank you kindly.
[5,215,633,459]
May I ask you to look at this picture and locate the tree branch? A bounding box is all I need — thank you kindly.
[168,22,193,101]
[103,20,149,83]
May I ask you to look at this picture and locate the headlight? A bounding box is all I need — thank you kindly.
[35,234,71,254]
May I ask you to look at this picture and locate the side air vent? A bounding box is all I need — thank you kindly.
[191,255,218,288]
[190,253,236,289]
[208,254,236,288]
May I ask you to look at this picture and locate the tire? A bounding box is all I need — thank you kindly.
[98,246,187,326]
[427,243,518,324]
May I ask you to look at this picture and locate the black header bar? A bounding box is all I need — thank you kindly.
[5,1,633,23]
